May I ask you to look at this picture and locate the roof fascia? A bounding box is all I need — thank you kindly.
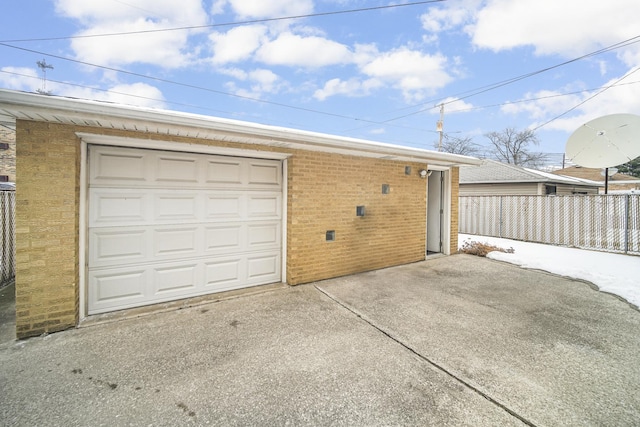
[0,89,481,167]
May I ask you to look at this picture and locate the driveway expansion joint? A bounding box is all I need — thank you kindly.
[314,285,538,427]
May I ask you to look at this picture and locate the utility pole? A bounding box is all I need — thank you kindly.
[36,59,54,95]
[436,103,444,151]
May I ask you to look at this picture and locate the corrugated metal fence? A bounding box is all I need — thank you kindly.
[1,190,15,285]
[459,195,640,255]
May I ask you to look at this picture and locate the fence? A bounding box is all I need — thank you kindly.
[1,190,15,285]
[459,195,640,255]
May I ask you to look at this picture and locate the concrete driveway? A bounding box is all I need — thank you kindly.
[1,254,639,426]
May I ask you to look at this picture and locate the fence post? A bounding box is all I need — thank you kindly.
[499,196,503,238]
[625,194,630,254]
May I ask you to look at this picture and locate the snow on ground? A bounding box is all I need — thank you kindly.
[459,234,640,309]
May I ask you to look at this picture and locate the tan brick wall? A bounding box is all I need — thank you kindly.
[286,152,427,285]
[0,128,16,182]
[14,121,440,337]
[15,120,79,338]
[449,167,460,254]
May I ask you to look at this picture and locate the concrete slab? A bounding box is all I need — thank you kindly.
[0,279,523,426]
[316,254,640,426]
[1,254,638,426]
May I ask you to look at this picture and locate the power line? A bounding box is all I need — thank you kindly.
[0,0,446,43]
[531,66,640,131]
[2,18,639,140]
[0,67,440,136]
[0,42,381,124]
[446,80,640,114]
[383,34,640,122]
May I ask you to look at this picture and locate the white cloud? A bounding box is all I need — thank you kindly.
[502,72,640,132]
[222,68,285,99]
[255,32,352,68]
[0,67,40,92]
[437,97,475,113]
[247,69,282,93]
[55,0,208,68]
[209,25,268,65]
[0,66,166,108]
[501,89,584,121]
[221,0,313,19]
[360,48,453,101]
[65,83,167,108]
[471,0,640,64]
[218,67,249,80]
[55,0,206,25]
[70,20,195,68]
[421,0,481,34]
[313,77,382,100]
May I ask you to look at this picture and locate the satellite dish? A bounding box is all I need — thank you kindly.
[565,113,640,168]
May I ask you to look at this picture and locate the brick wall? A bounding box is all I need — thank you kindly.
[449,167,460,254]
[14,120,453,337]
[286,152,427,285]
[15,120,79,338]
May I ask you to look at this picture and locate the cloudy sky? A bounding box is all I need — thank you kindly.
[1,0,640,162]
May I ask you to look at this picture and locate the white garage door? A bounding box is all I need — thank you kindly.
[87,145,282,314]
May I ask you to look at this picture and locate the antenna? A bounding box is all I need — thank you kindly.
[436,103,444,151]
[565,113,640,194]
[36,59,54,95]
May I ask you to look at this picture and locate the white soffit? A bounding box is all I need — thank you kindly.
[0,89,481,167]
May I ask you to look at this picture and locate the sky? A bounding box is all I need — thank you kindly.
[459,234,640,309]
[1,0,640,165]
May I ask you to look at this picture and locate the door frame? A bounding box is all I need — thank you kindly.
[77,133,290,320]
[426,166,452,257]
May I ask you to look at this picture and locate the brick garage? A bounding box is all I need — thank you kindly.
[0,89,480,338]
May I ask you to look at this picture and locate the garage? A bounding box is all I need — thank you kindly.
[87,145,283,314]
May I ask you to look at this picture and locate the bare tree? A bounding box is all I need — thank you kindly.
[484,127,547,168]
[435,134,482,156]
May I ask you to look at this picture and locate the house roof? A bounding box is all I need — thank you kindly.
[0,89,482,168]
[552,166,640,184]
[460,159,602,187]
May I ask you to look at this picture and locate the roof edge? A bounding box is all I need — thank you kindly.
[0,89,482,167]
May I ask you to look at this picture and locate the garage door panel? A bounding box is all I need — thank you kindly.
[206,195,243,219]
[248,223,281,248]
[248,162,281,186]
[155,193,199,221]
[247,254,280,280]
[155,154,199,183]
[91,222,283,267]
[205,258,242,288]
[248,194,281,218]
[154,227,199,257]
[91,149,148,184]
[205,225,242,251]
[90,269,147,312]
[206,159,244,184]
[154,264,198,294]
[90,190,148,226]
[90,229,148,266]
[88,146,283,315]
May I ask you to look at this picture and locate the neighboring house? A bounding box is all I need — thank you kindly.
[0,125,16,183]
[460,159,601,196]
[552,166,640,194]
[0,89,481,339]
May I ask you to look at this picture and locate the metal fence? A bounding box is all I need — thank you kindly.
[1,190,15,285]
[459,195,640,255]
